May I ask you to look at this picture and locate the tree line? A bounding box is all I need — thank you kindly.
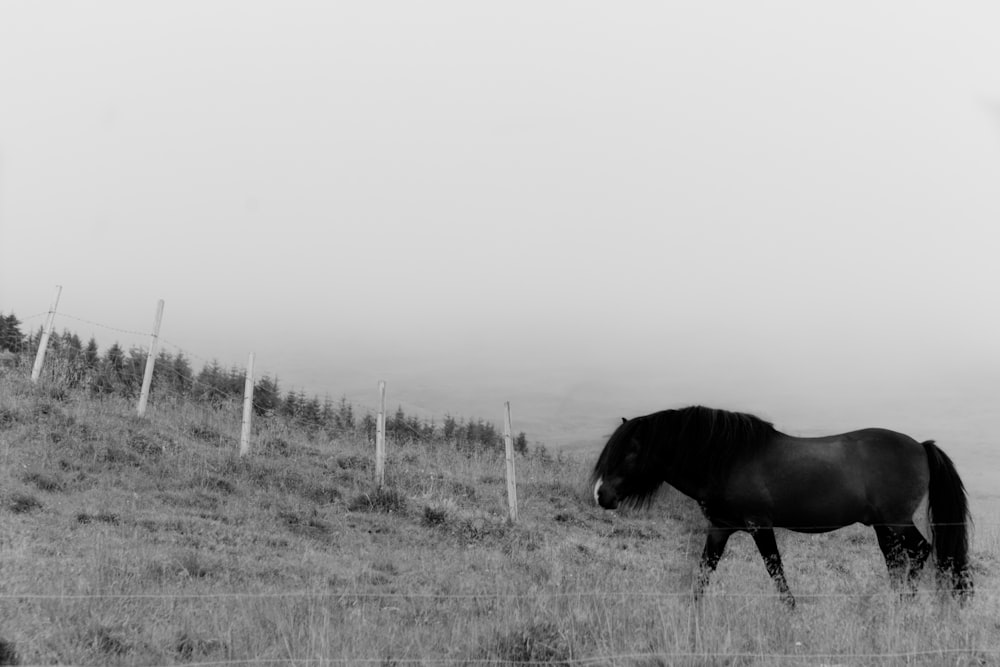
[0,312,529,453]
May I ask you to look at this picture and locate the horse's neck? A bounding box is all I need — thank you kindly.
[662,466,707,501]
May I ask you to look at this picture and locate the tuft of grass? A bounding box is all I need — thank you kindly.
[277,507,332,535]
[21,470,65,492]
[297,482,341,505]
[76,511,120,526]
[449,480,477,500]
[0,638,19,666]
[188,423,223,445]
[0,406,21,429]
[84,626,130,657]
[100,444,142,467]
[458,512,509,541]
[175,632,226,661]
[175,551,220,579]
[423,504,449,527]
[195,474,235,494]
[348,487,407,514]
[124,428,165,457]
[6,492,42,514]
[261,437,291,456]
[479,621,570,664]
[337,454,369,470]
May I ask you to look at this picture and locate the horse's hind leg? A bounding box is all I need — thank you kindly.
[695,526,734,601]
[751,528,795,608]
[874,525,910,593]
[902,526,932,593]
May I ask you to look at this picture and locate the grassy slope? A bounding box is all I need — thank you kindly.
[1,371,998,666]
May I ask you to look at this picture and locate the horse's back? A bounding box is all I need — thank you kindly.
[725,428,929,531]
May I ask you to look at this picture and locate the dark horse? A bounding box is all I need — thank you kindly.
[591,406,973,606]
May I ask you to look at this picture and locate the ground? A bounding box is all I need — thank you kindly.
[1,372,998,665]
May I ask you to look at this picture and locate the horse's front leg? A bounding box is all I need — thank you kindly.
[695,526,734,601]
[751,527,795,608]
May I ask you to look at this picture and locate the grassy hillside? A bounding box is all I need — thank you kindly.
[1,370,998,665]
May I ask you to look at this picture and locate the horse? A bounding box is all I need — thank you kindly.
[591,406,973,607]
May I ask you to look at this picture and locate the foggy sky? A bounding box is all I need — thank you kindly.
[2,2,1000,449]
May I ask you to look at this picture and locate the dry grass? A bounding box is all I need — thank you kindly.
[1,370,998,665]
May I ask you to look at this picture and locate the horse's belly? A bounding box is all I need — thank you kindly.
[770,493,870,532]
[730,469,871,531]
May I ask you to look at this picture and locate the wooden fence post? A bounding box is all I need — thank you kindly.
[240,352,255,457]
[136,299,164,417]
[503,401,518,523]
[375,380,386,487]
[30,285,62,383]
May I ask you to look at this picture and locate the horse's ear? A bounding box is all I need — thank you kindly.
[621,417,627,424]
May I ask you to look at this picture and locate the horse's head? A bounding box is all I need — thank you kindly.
[592,416,663,509]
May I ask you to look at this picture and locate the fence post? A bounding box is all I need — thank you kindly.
[375,380,386,488]
[136,299,164,417]
[503,401,518,523]
[240,352,255,457]
[30,285,62,383]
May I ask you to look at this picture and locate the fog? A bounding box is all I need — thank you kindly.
[2,3,999,470]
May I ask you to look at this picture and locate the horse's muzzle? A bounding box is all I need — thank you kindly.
[593,479,619,510]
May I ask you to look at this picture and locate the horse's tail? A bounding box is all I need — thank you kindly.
[922,440,973,598]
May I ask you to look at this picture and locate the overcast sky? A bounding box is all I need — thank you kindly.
[2,2,1000,445]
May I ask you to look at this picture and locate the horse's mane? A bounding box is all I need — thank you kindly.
[592,406,778,505]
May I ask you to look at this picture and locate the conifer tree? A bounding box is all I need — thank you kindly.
[171,352,193,395]
[361,412,376,441]
[83,337,100,369]
[443,414,457,440]
[60,331,82,360]
[393,406,406,433]
[281,390,301,418]
[320,395,336,428]
[253,375,281,416]
[0,314,24,352]
[303,395,323,428]
[336,396,355,431]
[195,360,226,403]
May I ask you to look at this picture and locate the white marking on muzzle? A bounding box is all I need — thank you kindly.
[593,478,602,505]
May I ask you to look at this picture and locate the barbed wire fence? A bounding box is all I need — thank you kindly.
[7,291,999,535]
[4,291,1000,666]
[6,290,527,517]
